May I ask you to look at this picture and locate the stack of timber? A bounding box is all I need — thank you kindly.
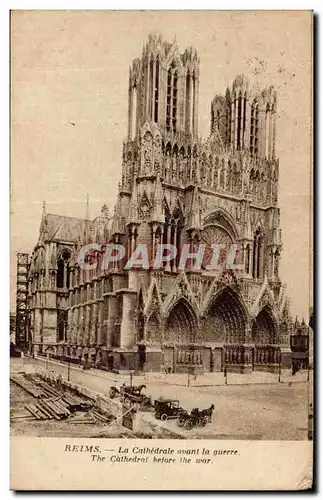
[67,411,113,425]
[10,373,109,424]
[10,374,47,398]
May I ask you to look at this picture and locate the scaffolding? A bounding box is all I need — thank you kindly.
[15,253,29,349]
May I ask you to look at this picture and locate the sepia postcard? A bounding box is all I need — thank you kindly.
[10,10,313,490]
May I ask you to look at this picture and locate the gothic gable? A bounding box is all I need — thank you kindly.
[170,196,184,218]
[144,278,162,318]
[164,41,184,73]
[162,272,199,319]
[250,274,277,319]
[138,190,151,221]
[200,270,244,316]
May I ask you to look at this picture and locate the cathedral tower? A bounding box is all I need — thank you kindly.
[27,34,292,375]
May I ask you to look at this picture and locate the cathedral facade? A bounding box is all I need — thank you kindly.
[27,34,293,373]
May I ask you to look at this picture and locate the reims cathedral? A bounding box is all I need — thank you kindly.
[26,34,293,373]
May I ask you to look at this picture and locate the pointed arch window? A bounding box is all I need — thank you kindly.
[192,72,196,133]
[245,244,251,274]
[237,93,242,150]
[186,72,191,133]
[154,56,160,123]
[243,92,247,141]
[57,259,64,289]
[250,100,259,156]
[56,250,71,289]
[211,106,215,134]
[217,109,220,129]
[166,69,172,132]
[149,56,154,120]
[166,67,178,133]
[265,103,271,158]
[131,83,137,139]
[252,230,263,279]
[172,71,178,132]
[219,160,225,189]
[57,310,68,342]
[274,249,280,278]
[226,104,231,146]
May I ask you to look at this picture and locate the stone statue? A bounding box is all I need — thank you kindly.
[165,150,171,182]
[172,153,178,182]
[179,150,186,184]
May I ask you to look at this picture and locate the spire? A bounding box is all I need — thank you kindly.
[127,177,139,225]
[150,173,164,224]
[111,204,120,236]
[111,196,125,236]
[82,218,89,245]
[86,194,90,221]
[39,200,48,243]
[192,186,201,230]
[187,186,201,231]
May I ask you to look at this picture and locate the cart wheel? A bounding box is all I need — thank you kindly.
[124,397,131,407]
[161,414,168,421]
[177,417,185,427]
[201,416,208,427]
[155,413,161,420]
[185,419,194,430]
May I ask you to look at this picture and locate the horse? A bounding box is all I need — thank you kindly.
[199,404,215,423]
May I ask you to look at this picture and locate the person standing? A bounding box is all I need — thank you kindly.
[224,367,227,385]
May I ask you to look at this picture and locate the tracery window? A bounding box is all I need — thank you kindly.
[56,250,71,289]
[154,56,159,123]
[172,71,178,132]
[250,100,259,156]
[149,56,154,120]
[166,69,172,131]
[252,230,263,279]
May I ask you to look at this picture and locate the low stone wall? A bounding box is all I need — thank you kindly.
[133,412,185,438]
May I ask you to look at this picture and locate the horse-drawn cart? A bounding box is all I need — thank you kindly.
[109,384,151,409]
[177,405,215,429]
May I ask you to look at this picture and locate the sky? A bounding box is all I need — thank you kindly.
[10,10,313,319]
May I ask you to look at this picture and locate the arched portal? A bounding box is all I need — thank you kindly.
[251,307,277,344]
[164,299,198,344]
[203,287,248,343]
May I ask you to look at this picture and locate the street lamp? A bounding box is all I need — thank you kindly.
[187,343,196,388]
[129,370,135,388]
[129,351,137,387]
